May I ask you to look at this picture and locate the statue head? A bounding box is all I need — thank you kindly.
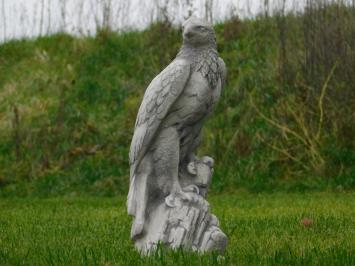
[185,156,214,196]
[182,17,216,47]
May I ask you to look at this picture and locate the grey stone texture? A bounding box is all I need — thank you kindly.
[127,17,227,254]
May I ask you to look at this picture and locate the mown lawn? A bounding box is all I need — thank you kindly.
[0,192,354,265]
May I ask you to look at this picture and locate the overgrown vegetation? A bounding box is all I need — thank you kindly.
[0,2,354,196]
[0,192,354,265]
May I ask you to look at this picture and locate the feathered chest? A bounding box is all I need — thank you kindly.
[192,50,220,89]
[165,62,222,126]
[177,47,220,90]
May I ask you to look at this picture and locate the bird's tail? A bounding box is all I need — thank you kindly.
[127,174,136,216]
[127,163,138,215]
[127,170,149,239]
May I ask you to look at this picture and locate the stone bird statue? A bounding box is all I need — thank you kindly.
[127,17,226,240]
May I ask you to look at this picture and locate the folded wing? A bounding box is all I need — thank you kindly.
[128,59,191,215]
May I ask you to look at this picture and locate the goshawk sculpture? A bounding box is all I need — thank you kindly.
[127,17,226,246]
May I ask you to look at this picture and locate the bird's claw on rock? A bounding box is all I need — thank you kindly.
[183,184,200,195]
[165,189,192,208]
[165,195,177,208]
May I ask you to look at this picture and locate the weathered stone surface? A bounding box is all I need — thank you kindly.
[127,17,227,254]
[135,157,227,254]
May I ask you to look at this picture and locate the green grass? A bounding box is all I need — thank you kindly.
[1,192,354,265]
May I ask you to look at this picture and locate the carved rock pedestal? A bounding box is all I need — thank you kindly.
[135,193,227,254]
[134,157,227,254]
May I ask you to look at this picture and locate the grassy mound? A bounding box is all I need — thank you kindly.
[0,8,354,196]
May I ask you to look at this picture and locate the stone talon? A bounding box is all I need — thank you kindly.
[180,190,192,201]
[165,195,176,208]
[183,184,200,195]
[165,186,192,208]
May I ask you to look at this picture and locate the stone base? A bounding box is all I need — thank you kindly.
[135,191,227,254]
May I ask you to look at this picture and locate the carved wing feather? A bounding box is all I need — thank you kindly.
[129,59,191,179]
[218,57,227,87]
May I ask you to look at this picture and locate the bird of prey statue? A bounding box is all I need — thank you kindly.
[127,17,226,241]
